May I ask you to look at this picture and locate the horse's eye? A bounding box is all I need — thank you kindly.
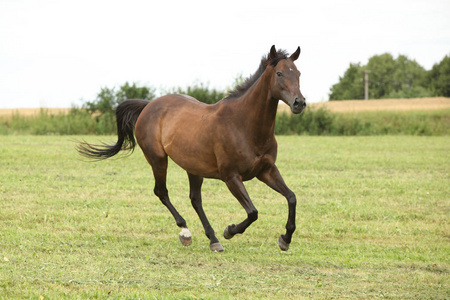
[276,71,282,77]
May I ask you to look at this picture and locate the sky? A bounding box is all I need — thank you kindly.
[0,0,449,108]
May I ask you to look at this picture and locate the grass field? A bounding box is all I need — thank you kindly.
[0,136,449,299]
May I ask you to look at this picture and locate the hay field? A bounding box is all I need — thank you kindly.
[278,97,450,113]
[0,108,70,118]
[1,97,449,117]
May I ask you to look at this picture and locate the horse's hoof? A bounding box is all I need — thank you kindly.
[223,225,234,239]
[210,242,224,252]
[179,235,192,246]
[278,235,290,251]
[179,228,192,246]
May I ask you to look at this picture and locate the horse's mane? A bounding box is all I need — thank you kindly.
[226,49,289,99]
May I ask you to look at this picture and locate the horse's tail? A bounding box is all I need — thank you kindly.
[77,99,149,160]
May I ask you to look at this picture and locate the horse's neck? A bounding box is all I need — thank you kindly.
[237,74,278,145]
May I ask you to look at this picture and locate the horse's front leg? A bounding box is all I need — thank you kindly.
[257,165,296,251]
[223,175,258,240]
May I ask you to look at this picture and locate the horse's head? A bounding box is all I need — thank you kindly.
[269,45,306,114]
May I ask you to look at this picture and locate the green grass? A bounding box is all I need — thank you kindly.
[0,136,449,299]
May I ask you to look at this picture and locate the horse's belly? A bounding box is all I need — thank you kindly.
[169,152,220,179]
[164,138,220,179]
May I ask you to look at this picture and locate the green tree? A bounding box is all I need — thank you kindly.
[84,86,117,115]
[116,82,156,103]
[329,63,364,100]
[365,53,396,99]
[83,82,156,115]
[369,54,428,99]
[427,54,450,97]
[81,82,156,134]
[330,53,431,100]
[392,55,427,91]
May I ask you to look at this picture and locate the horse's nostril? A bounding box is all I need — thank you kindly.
[293,98,305,109]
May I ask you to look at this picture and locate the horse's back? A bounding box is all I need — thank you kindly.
[135,94,221,177]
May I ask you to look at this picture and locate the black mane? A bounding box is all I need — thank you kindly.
[226,49,289,99]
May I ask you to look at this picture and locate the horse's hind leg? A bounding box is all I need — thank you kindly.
[188,173,224,252]
[145,152,192,247]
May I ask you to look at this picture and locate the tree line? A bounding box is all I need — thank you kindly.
[83,52,449,116]
[81,78,246,116]
[329,53,450,100]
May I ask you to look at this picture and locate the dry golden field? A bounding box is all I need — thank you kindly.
[278,97,450,113]
[0,97,449,117]
[0,108,70,117]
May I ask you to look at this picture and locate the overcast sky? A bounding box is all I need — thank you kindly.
[0,0,449,108]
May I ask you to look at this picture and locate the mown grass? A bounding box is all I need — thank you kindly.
[0,136,449,299]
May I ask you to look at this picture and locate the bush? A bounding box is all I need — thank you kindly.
[274,107,449,136]
[170,82,226,104]
[1,107,448,136]
[0,108,118,135]
[83,82,156,115]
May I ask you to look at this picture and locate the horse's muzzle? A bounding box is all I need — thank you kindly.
[292,97,306,114]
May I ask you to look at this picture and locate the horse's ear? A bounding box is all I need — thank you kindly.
[289,47,301,61]
[269,45,277,59]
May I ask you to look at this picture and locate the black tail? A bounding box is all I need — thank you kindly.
[77,100,149,160]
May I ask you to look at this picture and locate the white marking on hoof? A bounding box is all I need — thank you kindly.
[278,235,290,251]
[179,228,192,246]
[180,228,192,238]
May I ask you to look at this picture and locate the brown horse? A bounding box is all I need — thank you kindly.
[77,45,306,252]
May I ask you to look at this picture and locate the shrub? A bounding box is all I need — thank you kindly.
[274,108,449,136]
